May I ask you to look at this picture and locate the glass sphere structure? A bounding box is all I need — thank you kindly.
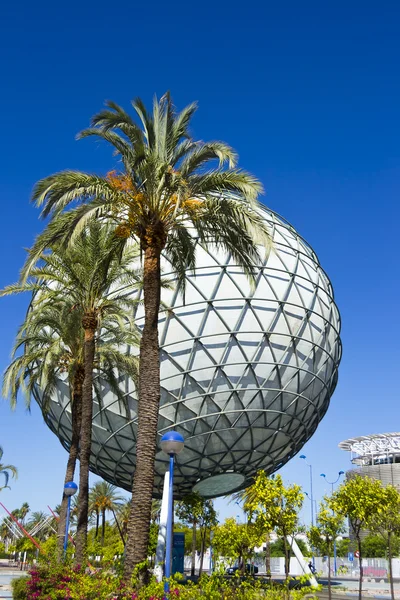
[35,205,342,498]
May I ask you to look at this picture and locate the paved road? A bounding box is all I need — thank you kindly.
[0,571,23,599]
[317,578,400,599]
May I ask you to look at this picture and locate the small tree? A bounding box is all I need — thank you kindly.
[330,475,386,600]
[198,500,218,575]
[269,538,310,558]
[308,501,345,600]
[369,485,400,600]
[212,517,265,572]
[175,492,205,577]
[335,538,350,557]
[361,534,395,558]
[245,471,304,579]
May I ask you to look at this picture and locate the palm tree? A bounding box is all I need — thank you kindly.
[150,499,161,524]
[0,447,17,490]
[3,301,84,553]
[21,93,271,576]
[2,222,140,562]
[27,511,51,541]
[89,481,125,545]
[115,499,131,542]
[19,503,30,525]
[0,517,13,549]
[2,293,138,554]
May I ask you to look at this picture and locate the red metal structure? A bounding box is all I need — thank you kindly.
[0,501,42,552]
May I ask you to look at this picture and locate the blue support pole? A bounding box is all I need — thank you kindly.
[63,495,72,556]
[164,454,174,595]
[309,464,315,569]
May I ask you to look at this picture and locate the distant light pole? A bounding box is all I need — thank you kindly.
[300,455,315,567]
[320,471,345,495]
[304,491,317,517]
[300,455,314,527]
[235,500,245,523]
[320,471,345,576]
[63,481,78,556]
[161,431,184,596]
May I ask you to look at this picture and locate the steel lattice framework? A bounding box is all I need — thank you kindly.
[340,433,400,491]
[35,205,342,498]
[340,433,400,460]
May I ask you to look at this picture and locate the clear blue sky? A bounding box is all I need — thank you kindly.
[0,0,399,524]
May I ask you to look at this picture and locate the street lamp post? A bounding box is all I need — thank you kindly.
[300,455,315,567]
[161,431,184,596]
[320,470,345,496]
[235,500,247,524]
[320,471,344,576]
[63,481,78,557]
[304,491,317,518]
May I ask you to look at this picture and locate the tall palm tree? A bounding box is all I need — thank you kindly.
[3,300,84,553]
[0,447,17,490]
[89,480,125,545]
[2,299,136,555]
[21,93,271,577]
[2,222,140,562]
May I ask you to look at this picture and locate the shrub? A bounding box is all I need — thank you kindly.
[11,576,28,600]
[18,561,319,600]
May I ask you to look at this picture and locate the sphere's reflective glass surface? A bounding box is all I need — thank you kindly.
[35,206,342,498]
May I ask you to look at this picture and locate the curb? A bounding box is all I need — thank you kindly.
[344,595,395,600]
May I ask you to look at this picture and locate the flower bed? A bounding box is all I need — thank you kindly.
[12,562,318,600]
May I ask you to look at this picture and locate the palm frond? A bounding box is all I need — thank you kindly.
[179,142,238,175]
[189,170,263,204]
[31,171,116,218]
[89,100,145,149]
[164,225,197,295]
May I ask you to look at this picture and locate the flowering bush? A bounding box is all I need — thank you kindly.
[12,563,318,600]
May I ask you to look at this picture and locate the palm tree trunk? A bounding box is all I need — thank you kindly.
[191,522,197,577]
[75,317,97,564]
[123,245,161,582]
[101,508,106,546]
[112,508,125,545]
[388,532,394,600]
[95,510,99,538]
[57,372,83,557]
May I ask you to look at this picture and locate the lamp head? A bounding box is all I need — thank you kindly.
[339,471,344,476]
[320,473,326,478]
[161,431,185,456]
[299,455,306,459]
[64,481,78,497]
